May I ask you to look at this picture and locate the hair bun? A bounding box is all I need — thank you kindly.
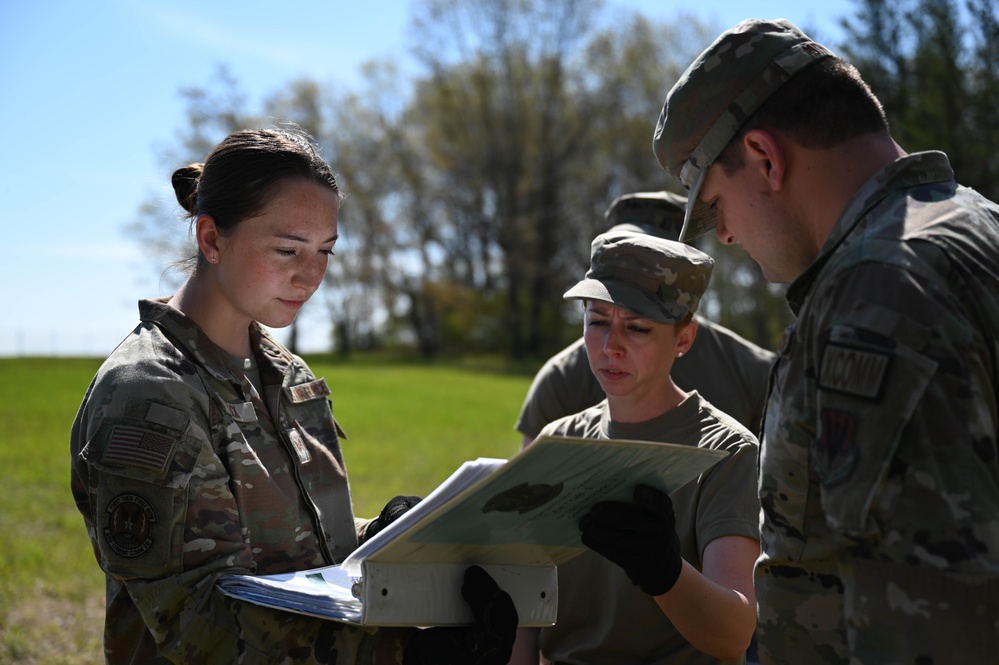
[171,163,204,214]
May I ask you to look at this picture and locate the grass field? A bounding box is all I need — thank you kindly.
[0,355,534,663]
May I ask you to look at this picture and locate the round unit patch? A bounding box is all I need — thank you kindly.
[104,493,156,558]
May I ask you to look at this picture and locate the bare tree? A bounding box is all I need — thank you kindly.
[125,67,261,321]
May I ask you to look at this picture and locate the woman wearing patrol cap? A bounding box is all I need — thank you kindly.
[510,228,760,664]
[514,191,774,451]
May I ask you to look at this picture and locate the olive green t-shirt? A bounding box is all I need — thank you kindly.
[535,392,760,665]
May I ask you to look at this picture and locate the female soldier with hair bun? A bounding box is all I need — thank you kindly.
[70,126,516,664]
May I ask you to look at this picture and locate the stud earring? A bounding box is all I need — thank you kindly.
[677,351,684,358]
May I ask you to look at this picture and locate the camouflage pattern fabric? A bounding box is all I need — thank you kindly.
[757,151,999,663]
[71,298,412,663]
[652,18,835,242]
[563,229,714,324]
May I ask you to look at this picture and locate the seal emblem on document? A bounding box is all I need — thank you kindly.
[483,482,564,514]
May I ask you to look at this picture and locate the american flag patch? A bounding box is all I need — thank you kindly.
[104,424,175,472]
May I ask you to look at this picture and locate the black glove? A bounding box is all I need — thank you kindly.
[402,565,518,665]
[579,483,683,596]
[361,495,422,544]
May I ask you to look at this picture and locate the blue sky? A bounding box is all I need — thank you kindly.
[0,0,853,357]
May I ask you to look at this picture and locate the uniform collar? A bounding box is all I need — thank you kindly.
[137,297,300,386]
[785,151,954,314]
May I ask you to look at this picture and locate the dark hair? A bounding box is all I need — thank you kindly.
[172,127,342,262]
[716,58,889,174]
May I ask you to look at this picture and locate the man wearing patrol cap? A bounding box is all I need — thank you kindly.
[654,18,999,664]
[510,227,761,664]
[515,191,774,449]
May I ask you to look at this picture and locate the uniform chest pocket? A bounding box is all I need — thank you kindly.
[280,378,348,466]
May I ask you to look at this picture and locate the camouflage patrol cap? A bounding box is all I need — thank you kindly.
[652,18,835,241]
[564,229,713,323]
[604,191,688,240]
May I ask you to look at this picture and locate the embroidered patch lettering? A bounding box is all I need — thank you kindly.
[104,494,156,558]
[819,343,891,399]
[817,409,859,487]
[104,424,174,472]
[287,380,330,402]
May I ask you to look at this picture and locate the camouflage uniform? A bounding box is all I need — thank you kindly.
[515,314,774,440]
[71,298,410,663]
[653,18,999,662]
[757,152,999,663]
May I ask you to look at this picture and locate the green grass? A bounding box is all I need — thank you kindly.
[0,356,534,663]
[0,357,107,664]
[313,361,530,517]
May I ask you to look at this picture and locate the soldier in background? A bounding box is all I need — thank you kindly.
[654,18,999,663]
[515,190,775,449]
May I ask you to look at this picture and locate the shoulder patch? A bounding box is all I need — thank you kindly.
[817,409,859,487]
[144,401,191,431]
[103,424,176,472]
[819,343,891,400]
[104,493,156,558]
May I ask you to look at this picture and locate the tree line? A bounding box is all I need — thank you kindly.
[129,0,998,361]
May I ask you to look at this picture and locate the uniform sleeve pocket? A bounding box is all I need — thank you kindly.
[814,336,937,535]
[281,377,348,444]
[81,417,200,577]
